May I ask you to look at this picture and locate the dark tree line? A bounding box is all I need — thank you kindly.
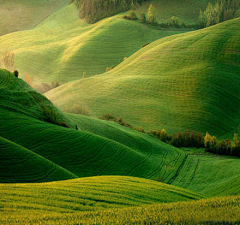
[71,0,147,23]
[198,0,240,28]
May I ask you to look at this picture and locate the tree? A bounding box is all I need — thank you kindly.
[83,71,87,78]
[129,10,138,20]
[141,12,146,23]
[148,4,156,24]
[204,132,211,148]
[2,51,15,71]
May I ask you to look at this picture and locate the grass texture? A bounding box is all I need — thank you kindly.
[47,18,240,139]
[0,69,185,183]
[0,3,187,83]
[0,0,68,36]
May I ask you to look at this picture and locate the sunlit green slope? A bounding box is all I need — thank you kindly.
[171,153,240,196]
[0,0,68,36]
[0,136,77,183]
[0,69,185,182]
[47,18,240,139]
[0,3,187,83]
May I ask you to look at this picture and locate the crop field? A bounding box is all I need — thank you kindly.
[1,193,239,225]
[0,3,188,83]
[0,0,67,36]
[47,18,240,138]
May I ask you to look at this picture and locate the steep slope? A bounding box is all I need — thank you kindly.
[0,136,77,183]
[0,0,68,36]
[0,69,185,182]
[0,3,187,83]
[47,18,240,139]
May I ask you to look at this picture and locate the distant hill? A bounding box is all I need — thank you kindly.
[0,3,187,84]
[46,18,240,139]
[0,0,68,36]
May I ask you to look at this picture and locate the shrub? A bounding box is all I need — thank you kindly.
[134,127,145,133]
[168,16,180,28]
[106,66,115,72]
[148,4,156,24]
[13,70,19,78]
[83,71,87,78]
[142,42,150,48]
[129,10,138,20]
[99,114,133,128]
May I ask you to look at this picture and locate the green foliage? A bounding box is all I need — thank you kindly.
[148,4,156,24]
[129,10,138,20]
[198,0,240,28]
[73,0,146,23]
[99,114,133,128]
[168,16,180,28]
[13,70,19,78]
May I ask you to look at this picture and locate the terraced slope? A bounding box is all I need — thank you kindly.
[47,18,240,139]
[0,136,77,183]
[171,154,240,196]
[0,3,187,83]
[0,0,68,36]
[0,69,185,182]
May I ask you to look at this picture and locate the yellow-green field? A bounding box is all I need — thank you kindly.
[1,1,240,224]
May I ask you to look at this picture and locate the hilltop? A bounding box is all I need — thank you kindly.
[46,18,240,139]
[0,2,189,84]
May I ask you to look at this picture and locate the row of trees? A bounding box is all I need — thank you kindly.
[204,132,240,157]
[198,0,240,28]
[99,114,240,157]
[71,0,147,23]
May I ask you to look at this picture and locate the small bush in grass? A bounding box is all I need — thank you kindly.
[13,70,19,78]
[99,114,132,128]
[142,42,150,48]
[134,127,145,133]
[83,71,87,78]
[129,10,138,20]
[106,66,115,72]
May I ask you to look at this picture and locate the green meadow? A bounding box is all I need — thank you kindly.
[0,0,240,224]
[47,18,240,138]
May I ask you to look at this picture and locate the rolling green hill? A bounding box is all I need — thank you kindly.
[47,18,240,139]
[0,136,77,183]
[0,69,185,183]
[0,0,68,36]
[0,3,187,84]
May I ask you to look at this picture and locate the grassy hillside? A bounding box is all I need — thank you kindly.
[47,18,240,139]
[0,69,185,182]
[0,0,68,36]
[0,136,77,183]
[170,152,240,196]
[0,176,203,215]
[1,192,239,224]
[0,3,187,83]
[135,0,216,25]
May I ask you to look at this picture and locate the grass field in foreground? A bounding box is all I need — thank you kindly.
[0,69,185,183]
[1,193,239,225]
[47,18,240,139]
[0,0,67,36]
[0,3,188,83]
[0,176,203,214]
